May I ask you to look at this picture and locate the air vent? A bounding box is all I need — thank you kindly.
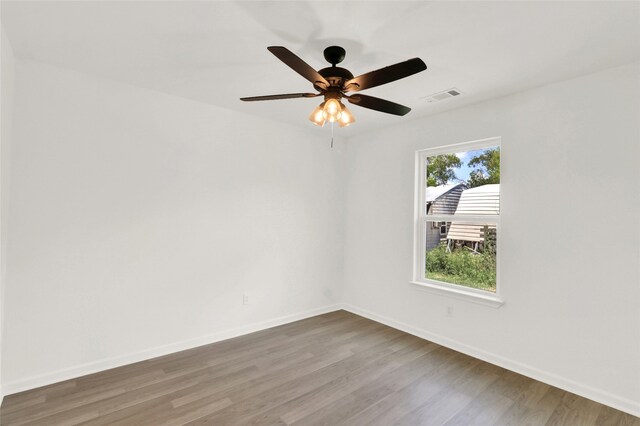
[424,88,463,103]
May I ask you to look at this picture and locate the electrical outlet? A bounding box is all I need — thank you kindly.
[446,306,454,317]
[243,293,249,305]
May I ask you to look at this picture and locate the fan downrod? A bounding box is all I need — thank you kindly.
[324,46,346,66]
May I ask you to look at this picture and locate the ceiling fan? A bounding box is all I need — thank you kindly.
[240,46,427,128]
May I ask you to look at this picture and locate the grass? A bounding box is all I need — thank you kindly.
[426,271,496,292]
[426,243,496,292]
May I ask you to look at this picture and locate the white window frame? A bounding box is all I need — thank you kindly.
[411,137,504,307]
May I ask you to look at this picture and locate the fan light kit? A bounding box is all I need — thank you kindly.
[241,46,427,129]
[308,96,355,128]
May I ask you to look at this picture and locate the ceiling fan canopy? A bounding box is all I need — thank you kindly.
[241,45,427,127]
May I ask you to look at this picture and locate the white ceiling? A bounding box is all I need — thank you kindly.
[2,1,640,136]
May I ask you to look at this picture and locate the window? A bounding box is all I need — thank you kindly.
[413,138,502,305]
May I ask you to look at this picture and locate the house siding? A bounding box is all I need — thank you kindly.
[447,184,500,245]
[426,185,464,251]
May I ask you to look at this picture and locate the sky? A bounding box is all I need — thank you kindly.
[454,149,485,182]
[452,146,498,183]
[427,145,499,185]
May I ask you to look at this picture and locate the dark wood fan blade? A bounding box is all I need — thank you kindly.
[347,94,411,116]
[344,58,426,92]
[267,46,329,88]
[240,93,320,101]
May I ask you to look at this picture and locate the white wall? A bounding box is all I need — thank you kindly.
[1,52,638,416]
[342,62,640,414]
[0,24,16,402]
[1,59,345,391]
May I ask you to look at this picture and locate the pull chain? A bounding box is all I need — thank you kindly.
[330,121,334,148]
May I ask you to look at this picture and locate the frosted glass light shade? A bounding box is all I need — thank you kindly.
[308,103,326,126]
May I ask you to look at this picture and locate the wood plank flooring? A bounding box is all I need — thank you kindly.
[1,310,638,425]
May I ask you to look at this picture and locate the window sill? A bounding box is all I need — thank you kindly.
[409,280,505,308]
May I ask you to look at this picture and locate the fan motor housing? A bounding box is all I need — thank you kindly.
[315,67,354,91]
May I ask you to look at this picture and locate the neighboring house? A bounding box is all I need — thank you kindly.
[447,184,500,250]
[425,183,465,251]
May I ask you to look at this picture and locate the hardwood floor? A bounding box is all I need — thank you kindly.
[1,310,638,425]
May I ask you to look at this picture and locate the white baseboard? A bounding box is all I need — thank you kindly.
[2,304,342,397]
[341,303,640,418]
[4,303,638,417]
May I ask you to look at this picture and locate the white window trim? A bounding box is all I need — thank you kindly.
[411,137,504,308]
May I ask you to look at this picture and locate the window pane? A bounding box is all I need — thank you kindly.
[425,221,497,293]
[426,146,500,215]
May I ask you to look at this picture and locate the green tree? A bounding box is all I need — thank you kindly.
[467,148,500,188]
[426,154,462,186]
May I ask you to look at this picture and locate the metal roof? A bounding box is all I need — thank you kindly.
[425,183,465,202]
[453,184,500,215]
[447,184,500,243]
